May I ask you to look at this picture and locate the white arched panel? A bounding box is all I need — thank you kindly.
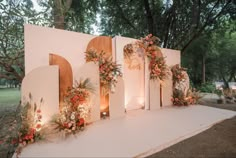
[21,66,59,123]
[113,36,145,110]
[109,77,125,119]
[75,62,100,122]
[162,72,173,107]
[149,79,161,110]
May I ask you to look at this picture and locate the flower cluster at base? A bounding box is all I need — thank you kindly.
[85,49,122,92]
[171,64,201,106]
[171,88,201,106]
[171,64,187,84]
[12,94,44,156]
[137,34,169,81]
[52,79,93,135]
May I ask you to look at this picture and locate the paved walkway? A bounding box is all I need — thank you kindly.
[17,105,236,157]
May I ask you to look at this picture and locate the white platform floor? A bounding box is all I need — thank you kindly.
[18,105,236,157]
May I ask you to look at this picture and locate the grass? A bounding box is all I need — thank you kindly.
[0,88,20,106]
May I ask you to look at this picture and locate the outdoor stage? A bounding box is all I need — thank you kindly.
[17,105,236,157]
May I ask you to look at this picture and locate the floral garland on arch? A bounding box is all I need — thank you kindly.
[149,57,169,81]
[52,78,93,136]
[85,49,122,93]
[123,44,142,70]
[137,34,169,81]
[124,34,170,81]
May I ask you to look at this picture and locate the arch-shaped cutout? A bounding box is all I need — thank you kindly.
[123,43,145,110]
[49,53,73,109]
[86,36,112,58]
[86,36,113,117]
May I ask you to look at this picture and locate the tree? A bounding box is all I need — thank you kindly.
[39,0,99,33]
[99,0,235,53]
[182,20,236,86]
[182,34,214,85]
[213,30,236,87]
[0,0,44,83]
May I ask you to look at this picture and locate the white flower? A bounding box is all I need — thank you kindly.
[61,115,66,122]
[70,114,75,120]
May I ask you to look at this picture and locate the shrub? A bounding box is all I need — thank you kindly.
[197,82,216,93]
[215,89,223,98]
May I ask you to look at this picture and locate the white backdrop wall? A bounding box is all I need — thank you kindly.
[24,24,96,78]
[113,36,181,110]
[161,48,181,67]
[24,25,181,121]
[113,36,145,110]
[21,66,59,123]
[75,62,100,122]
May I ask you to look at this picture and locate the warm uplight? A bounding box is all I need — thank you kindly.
[102,112,107,119]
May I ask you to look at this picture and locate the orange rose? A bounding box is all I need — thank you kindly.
[36,124,41,129]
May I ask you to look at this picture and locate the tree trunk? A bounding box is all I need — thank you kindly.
[202,55,206,84]
[53,0,64,29]
[53,0,72,30]
[143,0,154,35]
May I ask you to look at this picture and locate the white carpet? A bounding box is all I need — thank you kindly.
[17,105,236,157]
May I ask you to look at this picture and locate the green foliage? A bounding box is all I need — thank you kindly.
[0,0,48,82]
[182,20,236,86]
[99,0,235,51]
[66,0,99,33]
[197,82,216,93]
[38,0,99,33]
[215,89,223,97]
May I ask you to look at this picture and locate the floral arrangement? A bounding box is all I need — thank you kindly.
[171,88,201,106]
[99,57,122,91]
[170,64,199,106]
[85,49,105,63]
[123,44,142,70]
[136,34,169,81]
[85,49,122,92]
[52,79,93,135]
[171,64,187,85]
[149,57,169,80]
[12,93,44,156]
[123,44,134,60]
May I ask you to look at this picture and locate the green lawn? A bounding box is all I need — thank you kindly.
[0,88,20,106]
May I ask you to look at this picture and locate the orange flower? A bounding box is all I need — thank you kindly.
[63,123,69,128]
[78,118,85,126]
[36,124,41,129]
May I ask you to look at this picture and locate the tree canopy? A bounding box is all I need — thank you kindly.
[99,0,235,52]
[0,0,235,87]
